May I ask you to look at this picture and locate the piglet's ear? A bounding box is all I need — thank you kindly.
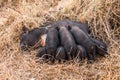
[22,25,29,33]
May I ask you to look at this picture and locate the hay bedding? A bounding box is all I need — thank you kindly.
[0,0,120,80]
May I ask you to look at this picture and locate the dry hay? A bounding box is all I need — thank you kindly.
[0,0,120,80]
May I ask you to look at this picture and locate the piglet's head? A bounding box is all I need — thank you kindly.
[20,26,47,50]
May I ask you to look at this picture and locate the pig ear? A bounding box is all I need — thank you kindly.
[22,26,29,33]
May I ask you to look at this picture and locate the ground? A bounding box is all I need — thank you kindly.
[0,0,120,80]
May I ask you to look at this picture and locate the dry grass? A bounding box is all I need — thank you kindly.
[0,0,120,80]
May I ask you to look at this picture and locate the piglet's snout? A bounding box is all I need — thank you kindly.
[20,43,27,51]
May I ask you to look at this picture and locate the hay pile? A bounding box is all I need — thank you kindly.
[0,0,120,80]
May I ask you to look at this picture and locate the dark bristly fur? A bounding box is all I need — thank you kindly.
[45,20,89,34]
[36,46,48,60]
[76,45,87,61]
[91,38,108,56]
[69,26,96,60]
[59,26,77,60]
[20,26,48,50]
[46,28,60,62]
[20,20,108,63]
[56,46,67,63]
[20,20,89,51]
